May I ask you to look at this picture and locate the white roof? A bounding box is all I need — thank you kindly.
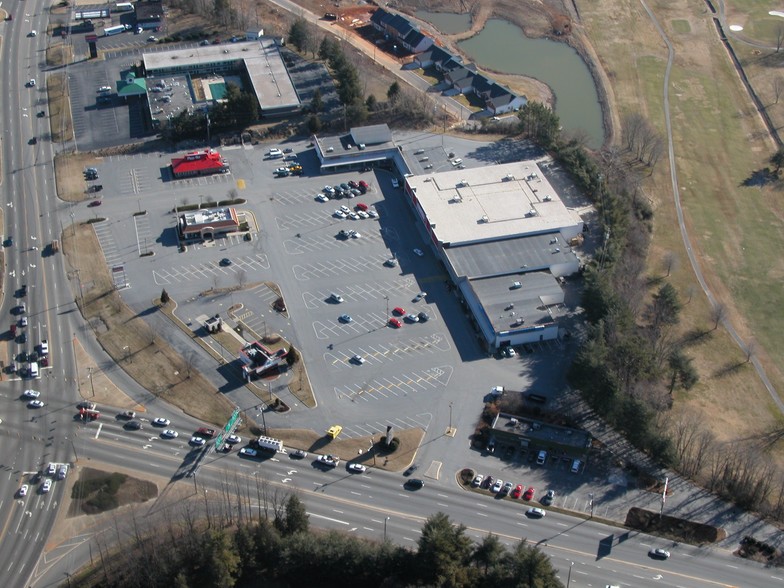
[407,161,582,246]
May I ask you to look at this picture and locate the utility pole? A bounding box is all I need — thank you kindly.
[384,516,390,541]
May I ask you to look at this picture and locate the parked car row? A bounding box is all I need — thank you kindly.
[471,472,554,514]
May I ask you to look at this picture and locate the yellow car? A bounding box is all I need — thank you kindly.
[326,425,343,439]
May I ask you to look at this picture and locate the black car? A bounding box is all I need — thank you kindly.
[124,420,142,430]
[417,311,429,322]
[403,464,418,476]
[219,258,232,266]
[404,478,425,490]
[17,332,27,343]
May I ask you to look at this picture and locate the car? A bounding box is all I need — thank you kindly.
[28,400,45,408]
[571,459,583,473]
[349,230,361,239]
[283,147,294,153]
[339,183,350,191]
[649,548,670,560]
[316,194,329,202]
[405,313,419,323]
[413,291,427,302]
[326,425,343,439]
[152,417,170,427]
[511,484,524,499]
[523,486,536,501]
[47,462,57,475]
[536,450,548,465]
[405,478,424,490]
[337,229,351,239]
[16,332,27,344]
[30,472,41,484]
[196,427,216,438]
[57,465,68,480]
[491,479,504,493]
[541,489,556,505]
[18,485,29,497]
[339,204,350,214]
[404,464,419,476]
[413,248,424,257]
[23,389,40,399]
[350,354,365,365]
[77,401,97,410]
[384,257,398,267]
[526,507,546,518]
[350,188,361,196]
[291,449,308,459]
[323,185,335,194]
[27,79,36,87]
[388,317,402,328]
[200,39,210,45]
[357,210,369,219]
[348,212,360,220]
[368,209,378,218]
[348,180,359,189]
[358,180,369,189]
[239,447,258,457]
[268,148,283,157]
[392,307,406,316]
[190,436,206,446]
[147,35,157,42]
[334,210,347,219]
[511,281,523,289]
[226,434,241,444]
[417,311,430,322]
[504,347,517,358]
[119,410,136,419]
[30,137,38,145]
[483,475,494,489]
[41,479,52,493]
[216,258,232,268]
[391,178,400,188]
[20,316,28,327]
[501,481,513,496]
[471,474,484,487]
[348,463,367,473]
[318,454,339,467]
[36,110,45,118]
[89,198,103,207]
[274,167,290,177]
[161,429,179,439]
[125,420,142,430]
[329,293,344,303]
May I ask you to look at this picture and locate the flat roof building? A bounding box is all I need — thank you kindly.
[312,124,411,175]
[142,38,301,116]
[178,206,239,240]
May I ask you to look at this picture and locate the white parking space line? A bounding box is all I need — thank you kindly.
[275,211,334,231]
[152,254,269,285]
[333,367,455,403]
[326,333,452,368]
[283,230,386,255]
[292,254,395,280]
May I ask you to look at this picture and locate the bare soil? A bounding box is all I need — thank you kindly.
[625,507,726,545]
[68,468,158,516]
[54,153,101,203]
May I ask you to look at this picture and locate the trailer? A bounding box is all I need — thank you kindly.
[104,24,126,36]
[114,2,134,12]
[250,435,283,453]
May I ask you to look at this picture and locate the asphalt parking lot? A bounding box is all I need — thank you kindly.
[73,134,587,497]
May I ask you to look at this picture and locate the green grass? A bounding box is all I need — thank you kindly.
[671,20,691,34]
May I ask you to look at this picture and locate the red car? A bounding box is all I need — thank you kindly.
[392,307,405,316]
[523,486,535,501]
[355,202,368,211]
[348,180,359,189]
[511,484,523,499]
[388,317,402,328]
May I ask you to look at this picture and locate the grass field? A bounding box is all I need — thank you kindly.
[580,0,784,460]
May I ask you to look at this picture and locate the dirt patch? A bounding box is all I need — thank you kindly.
[73,338,141,410]
[68,468,157,516]
[47,74,74,144]
[625,507,726,545]
[268,427,426,472]
[54,152,102,203]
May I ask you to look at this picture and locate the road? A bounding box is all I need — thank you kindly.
[32,420,773,587]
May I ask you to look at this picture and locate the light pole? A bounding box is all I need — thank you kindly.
[589,492,594,518]
[566,561,574,585]
[447,401,453,435]
[369,438,376,466]
[384,295,389,320]
[384,516,390,541]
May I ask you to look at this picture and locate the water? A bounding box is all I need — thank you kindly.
[417,16,605,148]
[415,10,471,35]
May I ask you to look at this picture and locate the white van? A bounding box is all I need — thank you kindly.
[268,148,283,158]
[536,450,547,465]
[29,362,39,378]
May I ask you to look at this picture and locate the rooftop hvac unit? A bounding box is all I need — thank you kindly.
[527,209,537,217]
[481,215,488,223]
[503,174,515,181]
[543,195,552,201]
[459,179,468,186]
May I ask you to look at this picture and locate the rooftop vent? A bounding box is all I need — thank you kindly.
[543,195,552,202]
[503,174,515,181]
[481,215,488,223]
[526,209,537,217]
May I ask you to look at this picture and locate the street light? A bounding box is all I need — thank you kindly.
[448,401,453,435]
[384,516,390,541]
[369,438,376,466]
[566,561,574,585]
[589,492,594,518]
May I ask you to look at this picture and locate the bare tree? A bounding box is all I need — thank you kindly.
[686,285,697,304]
[774,77,784,104]
[622,112,646,152]
[710,303,727,330]
[662,251,678,277]
[777,25,784,53]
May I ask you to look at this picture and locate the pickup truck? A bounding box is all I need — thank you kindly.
[318,454,340,468]
[119,410,136,419]
[40,339,49,355]
[196,427,216,438]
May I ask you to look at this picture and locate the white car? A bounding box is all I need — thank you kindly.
[526,507,546,518]
[28,79,36,87]
[334,210,347,219]
[347,463,367,473]
[350,231,361,239]
[413,248,424,257]
[153,418,170,427]
[491,479,504,493]
[323,185,335,194]
[30,30,37,37]
[28,400,45,408]
[18,485,29,497]
[23,389,40,399]
[41,479,52,493]
[161,430,179,439]
[189,436,206,446]
[350,354,365,365]
[226,434,241,445]
[339,205,350,214]
[348,212,360,220]
[368,209,378,218]
[316,194,329,202]
[357,210,369,219]
[471,474,484,487]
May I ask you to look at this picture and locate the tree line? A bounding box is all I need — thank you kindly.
[73,477,564,588]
